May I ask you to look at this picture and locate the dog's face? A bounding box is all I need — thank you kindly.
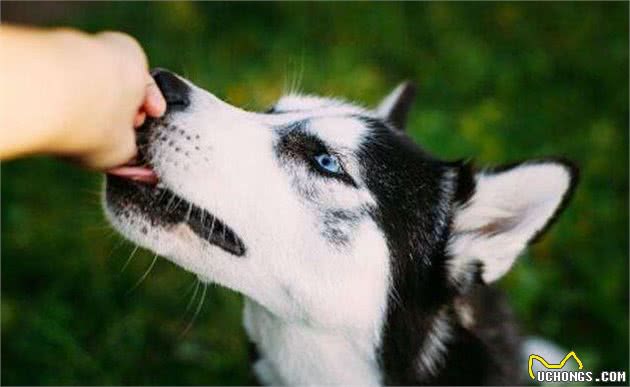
[104,70,577,336]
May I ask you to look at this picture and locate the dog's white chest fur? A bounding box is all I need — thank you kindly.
[243,300,382,385]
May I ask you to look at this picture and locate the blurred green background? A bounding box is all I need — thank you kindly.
[1,2,628,385]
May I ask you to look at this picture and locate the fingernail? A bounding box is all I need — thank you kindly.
[134,111,146,128]
[147,83,167,116]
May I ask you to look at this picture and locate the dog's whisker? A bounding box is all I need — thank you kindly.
[81,188,105,199]
[283,61,294,95]
[121,245,140,272]
[180,282,207,337]
[127,253,159,294]
[156,188,170,204]
[185,203,193,223]
[181,276,199,299]
[209,216,216,237]
[289,64,295,95]
[184,278,201,313]
[292,60,301,95]
[294,51,305,95]
[104,230,119,240]
[165,195,180,213]
[105,237,128,260]
[167,197,183,215]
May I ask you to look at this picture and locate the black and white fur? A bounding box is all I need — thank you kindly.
[104,70,578,385]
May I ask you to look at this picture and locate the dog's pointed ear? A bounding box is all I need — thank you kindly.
[375,81,416,131]
[448,159,578,284]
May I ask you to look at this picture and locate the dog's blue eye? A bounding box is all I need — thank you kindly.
[314,153,342,174]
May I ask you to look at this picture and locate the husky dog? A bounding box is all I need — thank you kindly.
[104,69,578,385]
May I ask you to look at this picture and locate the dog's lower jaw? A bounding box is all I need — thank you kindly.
[243,299,383,386]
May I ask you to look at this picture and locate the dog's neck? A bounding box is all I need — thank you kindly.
[243,298,383,385]
[242,286,521,386]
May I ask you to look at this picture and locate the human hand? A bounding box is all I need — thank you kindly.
[65,31,166,169]
[0,27,166,169]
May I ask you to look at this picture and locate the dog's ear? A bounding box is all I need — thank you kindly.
[375,81,416,131]
[448,159,578,284]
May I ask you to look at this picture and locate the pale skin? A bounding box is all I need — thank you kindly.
[0,25,167,170]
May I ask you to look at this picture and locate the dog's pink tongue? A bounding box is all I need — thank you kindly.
[107,166,159,184]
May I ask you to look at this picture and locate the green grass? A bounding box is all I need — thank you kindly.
[2,2,628,385]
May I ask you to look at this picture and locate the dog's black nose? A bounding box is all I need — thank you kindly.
[151,68,190,110]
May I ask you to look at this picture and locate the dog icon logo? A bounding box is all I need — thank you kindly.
[528,351,584,380]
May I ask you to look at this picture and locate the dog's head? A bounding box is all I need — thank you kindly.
[104,70,577,335]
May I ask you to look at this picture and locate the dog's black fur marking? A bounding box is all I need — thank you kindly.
[357,118,455,383]
[450,159,477,206]
[356,117,524,384]
[106,176,246,256]
[321,209,361,246]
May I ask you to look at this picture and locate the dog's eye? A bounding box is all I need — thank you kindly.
[314,153,342,174]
